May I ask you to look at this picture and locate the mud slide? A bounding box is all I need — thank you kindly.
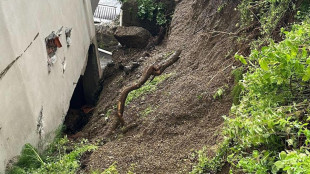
[75,0,247,173]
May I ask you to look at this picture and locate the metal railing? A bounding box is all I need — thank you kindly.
[94,4,117,21]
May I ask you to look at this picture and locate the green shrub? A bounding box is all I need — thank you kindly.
[231,67,244,105]
[238,0,293,35]
[8,136,97,174]
[228,19,310,173]
[8,144,44,173]
[192,19,310,173]
[137,0,167,25]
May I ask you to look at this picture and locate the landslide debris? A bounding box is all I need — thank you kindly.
[76,0,248,173]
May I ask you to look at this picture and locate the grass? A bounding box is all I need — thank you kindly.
[7,127,97,174]
[140,106,155,117]
[91,162,136,174]
[125,73,172,105]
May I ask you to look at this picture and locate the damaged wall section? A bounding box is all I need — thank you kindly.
[0,0,100,173]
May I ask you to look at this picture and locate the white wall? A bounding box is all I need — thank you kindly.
[0,0,98,172]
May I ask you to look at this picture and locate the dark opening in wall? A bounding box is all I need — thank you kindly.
[63,43,101,135]
[83,43,100,105]
[64,76,89,134]
[70,77,86,109]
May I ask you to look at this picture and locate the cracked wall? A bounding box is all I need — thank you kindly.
[0,0,100,172]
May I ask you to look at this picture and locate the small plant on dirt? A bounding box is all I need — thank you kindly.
[106,108,113,118]
[101,162,119,174]
[190,142,229,174]
[91,162,136,174]
[213,88,225,100]
[217,2,227,13]
[126,73,172,105]
[190,147,212,174]
[197,94,203,100]
[140,105,154,117]
[8,134,97,174]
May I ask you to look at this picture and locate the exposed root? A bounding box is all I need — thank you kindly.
[121,122,140,134]
[115,50,182,126]
[102,112,120,138]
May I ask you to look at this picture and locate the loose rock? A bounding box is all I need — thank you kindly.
[114,26,151,48]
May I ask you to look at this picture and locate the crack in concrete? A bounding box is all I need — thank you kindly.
[0,32,39,80]
[37,106,44,139]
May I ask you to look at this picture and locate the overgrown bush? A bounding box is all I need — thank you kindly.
[137,0,168,25]
[238,0,294,35]
[192,19,310,173]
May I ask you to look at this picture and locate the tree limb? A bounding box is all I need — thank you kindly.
[115,50,182,125]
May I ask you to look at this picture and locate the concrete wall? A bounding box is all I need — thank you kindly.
[91,0,100,13]
[0,0,100,172]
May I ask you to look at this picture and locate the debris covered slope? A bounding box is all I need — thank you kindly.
[81,0,243,173]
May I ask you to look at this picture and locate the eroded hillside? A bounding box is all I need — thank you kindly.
[78,0,245,173]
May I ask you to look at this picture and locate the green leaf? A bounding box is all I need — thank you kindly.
[306,56,310,64]
[302,66,310,81]
[252,150,259,158]
[235,54,247,65]
[302,47,307,58]
[279,151,287,160]
[259,59,269,71]
[274,161,284,170]
[287,139,293,146]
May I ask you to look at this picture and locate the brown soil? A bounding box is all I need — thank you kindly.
[76,0,246,173]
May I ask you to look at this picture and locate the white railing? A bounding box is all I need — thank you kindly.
[94,4,117,21]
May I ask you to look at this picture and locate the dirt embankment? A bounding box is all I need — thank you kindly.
[76,0,246,173]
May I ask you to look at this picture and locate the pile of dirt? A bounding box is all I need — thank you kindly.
[75,0,248,173]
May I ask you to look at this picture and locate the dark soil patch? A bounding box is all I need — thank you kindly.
[74,0,247,173]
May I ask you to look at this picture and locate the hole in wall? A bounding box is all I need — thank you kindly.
[63,43,101,135]
[63,76,92,135]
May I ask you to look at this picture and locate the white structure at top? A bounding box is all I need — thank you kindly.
[94,0,121,23]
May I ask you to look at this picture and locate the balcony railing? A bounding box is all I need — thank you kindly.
[94,4,117,21]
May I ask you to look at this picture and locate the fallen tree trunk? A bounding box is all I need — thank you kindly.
[116,50,182,125]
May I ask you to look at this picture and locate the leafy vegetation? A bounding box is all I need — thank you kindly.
[126,73,172,105]
[238,0,294,35]
[192,19,310,173]
[213,88,225,100]
[231,67,244,105]
[137,0,167,25]
[91,163,119,174]
[8,134,97,174]
[91,163,136,174]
